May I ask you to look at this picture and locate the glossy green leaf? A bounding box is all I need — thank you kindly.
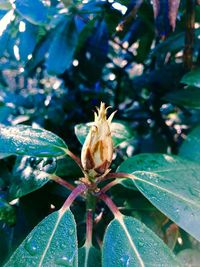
[4,209,78,267]
[118,153,200,241]
[179,125,200,162]
[177,249,200,267]
[102,215,180,267]
[14,0,49,25]
[8,156,55,200]
[78,245,101,267]
[18,21,39,62]
[0,198,16,225]
[164,87,200,108]
[181,68,200,88]
[0,125,68,157]
[46,18,78,74]
[55,156,82,178]
[75,121,133,147]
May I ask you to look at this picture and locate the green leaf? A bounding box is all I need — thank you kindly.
[46,18,78,75]
[179,125,200,162]
[8,156,55,200]
[75,121,134,147]
[164,87,200,108]
[152,28,200,56]
[55,156,82,178]
[181,68,200,88]
[0,125,68,157]
[14,0,49,25]
[118,153,200,241]
[4,209,78,267]
[177,249,200,267]
[102,215,180,267]
[78,245,101,267]
[0,198,16,225]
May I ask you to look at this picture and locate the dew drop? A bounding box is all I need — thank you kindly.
[136,227,144,234]
[24,237,38,256]
[55,255,74,267]
[60,243,67,249]
[120,254,130,267]
[138,241,144,247]
[68,228,74,235]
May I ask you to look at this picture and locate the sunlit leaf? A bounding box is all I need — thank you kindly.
[14,0,49,25]
[0,125,68,157]
[102,215,180,267]
[4,209,78,266]
[118,153,200,241]
[8,156,56,200]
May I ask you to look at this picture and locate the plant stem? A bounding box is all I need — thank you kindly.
[50,174,76,191]
[184,0,195,70]
[66,149,83,169]
[86,191,96,211]
[60,183,87,213]
[102,172,133,182]
[100,179,119,193]
[99,192,122,219]
[85,209,93,246]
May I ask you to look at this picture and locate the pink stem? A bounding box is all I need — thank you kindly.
[100,179,119,193]
[60,183,87,212]
[99,192,122,219]
[66,149,82,169]
[105,172,133,180]
[50,174,76,191]
[86,209,93,246]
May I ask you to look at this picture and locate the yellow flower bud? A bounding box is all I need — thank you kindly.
[81,102,116,178]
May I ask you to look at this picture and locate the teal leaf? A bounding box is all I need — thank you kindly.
[102,215,180,267]
[14,0,49,25]
[179,125,200,162]
[4,209,78,267]
[78,245,101,267]
[164,87,200,108]
[75,121,134,147]
[177,249,200,267]
[117,153,200,241]
[0,125,68,157]
[181,68,200,88]
[46,18,78,75]
[18,21,39,62]
[8,156,55,200]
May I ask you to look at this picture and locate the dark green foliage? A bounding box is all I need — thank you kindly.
[0,0,200,266]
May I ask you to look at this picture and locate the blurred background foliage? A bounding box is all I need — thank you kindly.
[0,0,200,265]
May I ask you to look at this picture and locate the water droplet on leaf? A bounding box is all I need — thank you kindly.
[24,237,38,256]
[55,255,74,266]
[68,228,74,235]
[120,254,130,267]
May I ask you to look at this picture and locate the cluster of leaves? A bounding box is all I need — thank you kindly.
[0,0,200,266]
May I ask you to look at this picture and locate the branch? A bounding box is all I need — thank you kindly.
[60,183,87,212]
[184,0,196,70]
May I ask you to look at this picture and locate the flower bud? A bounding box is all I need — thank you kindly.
[81,102,115,178]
